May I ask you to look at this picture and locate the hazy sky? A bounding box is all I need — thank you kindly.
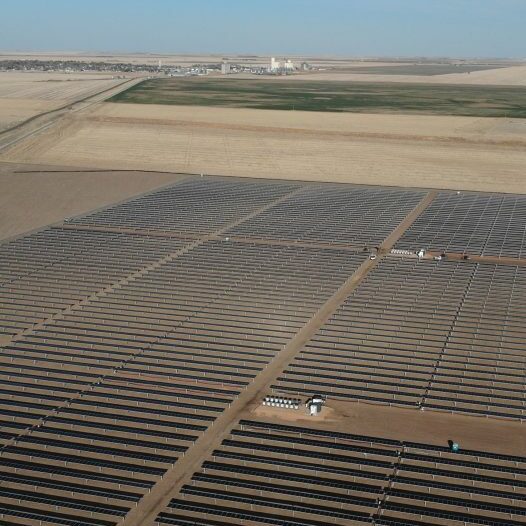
[2,0,525,58]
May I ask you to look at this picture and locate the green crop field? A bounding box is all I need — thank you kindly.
[109,78,526,118]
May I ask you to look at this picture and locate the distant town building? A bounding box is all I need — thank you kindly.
[270,57,280,71]
[269,57,296,73]
[221,62,231,75]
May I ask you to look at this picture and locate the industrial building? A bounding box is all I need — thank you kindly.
[269,56,296,73]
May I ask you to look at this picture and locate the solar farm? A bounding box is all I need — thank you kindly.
[0,174,525,526]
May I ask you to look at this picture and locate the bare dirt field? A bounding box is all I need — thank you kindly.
[0,161,189,240]
[0,71,126,131]
[3,102,525,193]
[277,64,526,86]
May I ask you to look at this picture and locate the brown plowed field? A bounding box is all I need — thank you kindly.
[0,162,189,241]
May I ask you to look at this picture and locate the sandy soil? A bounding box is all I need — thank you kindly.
[3,103,525,194]
[0,162,189,241]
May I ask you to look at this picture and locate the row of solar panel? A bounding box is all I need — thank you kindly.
[395,192,526,258]
[68,177,526,259]
[227,185,426,247]
[274,257,526,419]
[154,419,526,526]
[70,177,301,234]
[0,227,186,335]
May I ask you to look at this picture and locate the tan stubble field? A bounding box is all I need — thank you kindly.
[2,101,526,193]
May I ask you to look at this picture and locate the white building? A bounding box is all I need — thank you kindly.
[306,395,325,416]
[270,57,280,71]
[221,62,231,75]
[269,57,296,73]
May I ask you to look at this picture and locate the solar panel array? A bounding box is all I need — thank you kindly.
[70,177,302,234]
[274,256,526,420]
[0,241,366,524]
[0,228,186,335]
[1,174,525,526]
[396,192,526,257]
[0,177,380,526]
[228,185,426,246]
[154,419,526,526]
